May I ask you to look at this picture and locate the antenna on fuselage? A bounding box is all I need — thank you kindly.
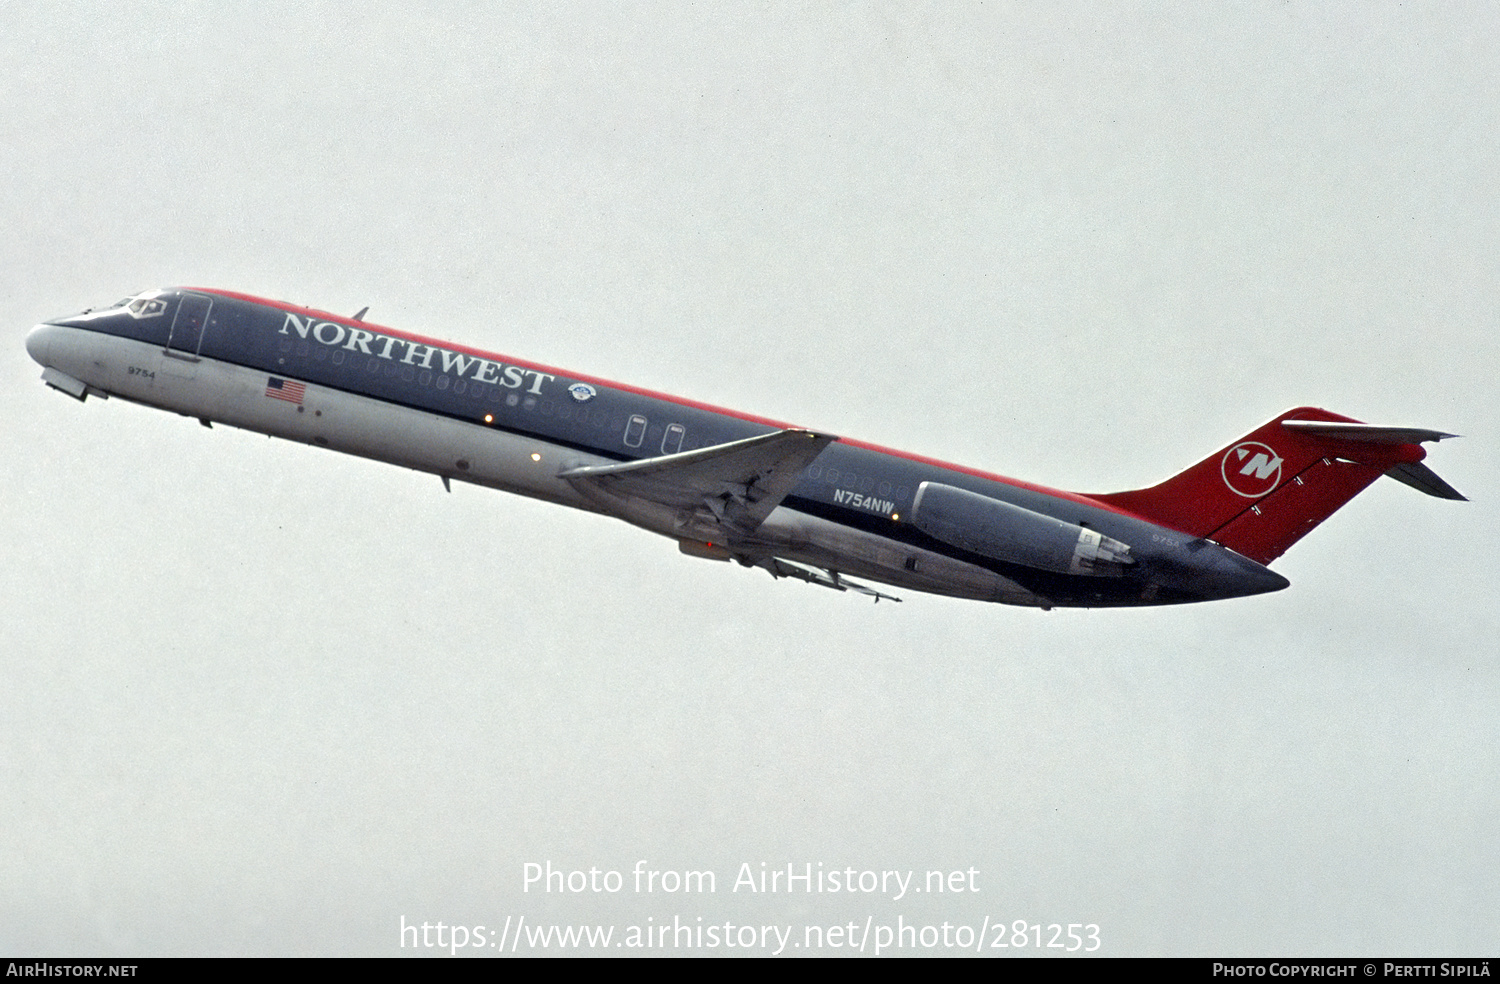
[352,306,369,321]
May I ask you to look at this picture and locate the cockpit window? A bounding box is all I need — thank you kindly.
[123,291,169,319]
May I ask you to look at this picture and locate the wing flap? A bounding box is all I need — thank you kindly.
[752,556,901,603]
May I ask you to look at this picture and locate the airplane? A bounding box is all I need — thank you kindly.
[24,287,1465,609]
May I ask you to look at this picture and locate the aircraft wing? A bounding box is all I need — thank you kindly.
[558,428,835,534]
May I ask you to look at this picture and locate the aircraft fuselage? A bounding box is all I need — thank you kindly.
[30,287,1452,609]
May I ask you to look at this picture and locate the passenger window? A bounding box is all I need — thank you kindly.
[662,424,685,454]
[624,415,647,447]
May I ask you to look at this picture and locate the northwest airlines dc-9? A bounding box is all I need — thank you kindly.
[25,288,1465,609]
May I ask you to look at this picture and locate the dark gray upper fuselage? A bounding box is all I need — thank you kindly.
[41,288,1288,607]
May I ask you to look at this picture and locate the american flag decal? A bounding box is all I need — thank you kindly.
[265,377,306,404]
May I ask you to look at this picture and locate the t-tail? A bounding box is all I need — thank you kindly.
[1091,407,1465,566]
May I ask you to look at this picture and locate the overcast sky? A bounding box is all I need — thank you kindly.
[2,2,1496,957]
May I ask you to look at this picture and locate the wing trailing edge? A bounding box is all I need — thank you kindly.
[751,556,901,603]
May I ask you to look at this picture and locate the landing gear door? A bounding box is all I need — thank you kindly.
[166,292,212,359]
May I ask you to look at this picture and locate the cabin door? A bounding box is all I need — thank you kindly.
[165,292,213,359]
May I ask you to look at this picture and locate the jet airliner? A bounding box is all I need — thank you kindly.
[25,288,1465,608]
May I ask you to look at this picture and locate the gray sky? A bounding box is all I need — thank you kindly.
[2,2,1496,956]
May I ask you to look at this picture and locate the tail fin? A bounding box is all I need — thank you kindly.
[1091,407,1464,565]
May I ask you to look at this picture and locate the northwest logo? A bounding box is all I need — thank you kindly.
[278,313,555,395]
[1221,442,1283,498]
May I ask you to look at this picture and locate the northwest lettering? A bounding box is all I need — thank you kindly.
[280,313,555,395]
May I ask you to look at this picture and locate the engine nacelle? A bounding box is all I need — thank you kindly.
[910,481,1134,576]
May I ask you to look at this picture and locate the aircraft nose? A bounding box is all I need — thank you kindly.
[25,323,54,367]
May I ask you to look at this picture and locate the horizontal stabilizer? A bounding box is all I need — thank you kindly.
[1281,420,1458,445]
[1281,419,1466,500]
[1386,461,1468,501]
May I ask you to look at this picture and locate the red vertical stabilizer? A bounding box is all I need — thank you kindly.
[1091,408,1444,565]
